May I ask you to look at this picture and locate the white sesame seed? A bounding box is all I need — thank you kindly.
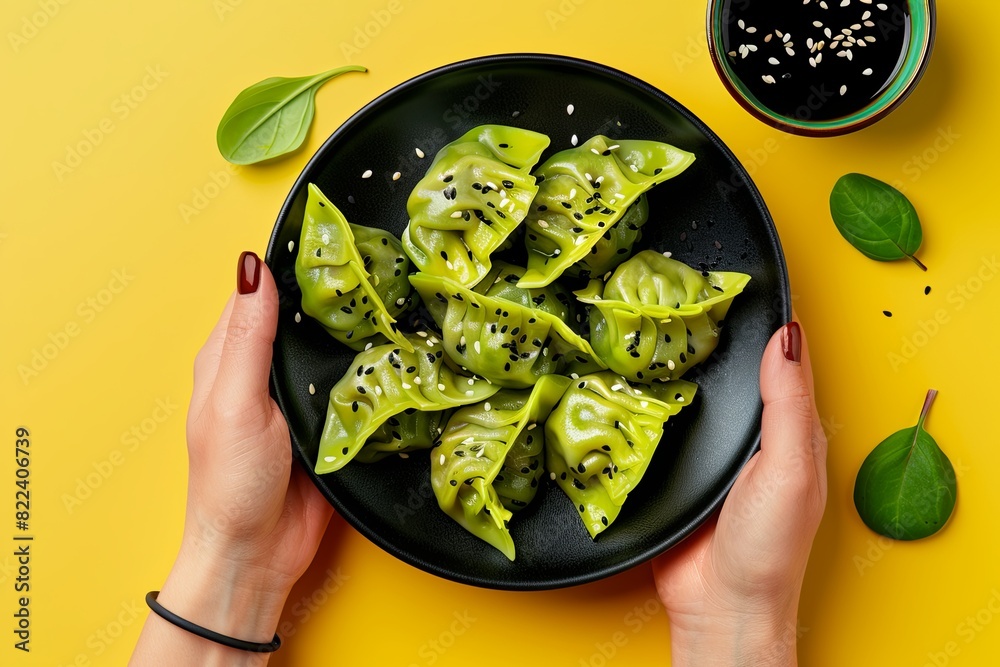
[542,347,548,356]
[438,383,446,391]
[782,33,791,43]
[584,172,592,181]
[508,202,515,213]
[294,312,302,323]
[825,27,833,38]
[786,48,795,56]
[877,2,887,8]
[662,251,672,258]
[820,0,828,7]
[813,20,823,27]
[550,472,556,481]
[415,148,425,158]
[402,383,411,389]
[846,49,853,60]
[840,85,848,96]
[465,389,474,396]
[746,26,757,34]
[417,331,428,337]
[667,360,676,370]
[373,275,380,286]
[569,188,577,199]
[747,43,759,51]
[841,0,850,6]
[807,38,814,48]
[527,423,537,430]
[450,211,463,218]
[440,454,446,465]
[862,10,871,18]
[864,20,876,27]
[308,383,316,394]
[324,456,335,462]
[484,402,492,411]
[414,376,421,385]
[611,383,623,391]
[375,386,382,396]
[362,169,372,179]
[570,373,579,380]
[468,378,475,385]
[768,57,780,65]
[571,134,578,146]
[738,19,745,29]
[608,145,620,151]
[856,39,866,47]
[364,342,373,350]
[865,34,876,41]
[399,452,409,459]
[591,148,600,155]
[640,401,649,408]
[392,171,401,181]
[396,297,406,306]
[566,104,575,115]
[499,198,510,208]
[474,340,481,354]
[851,23,861,30]
[762,74,776,84]
[446,260,454,270]
[809,57,817,68]
[764,33,772,42]
[486,181,498,191]
[677,396,685,403]
[322,233,330,244]
[596,175,604,183]
[476,448,485,458]
[288,240,295,252]
[629,164,639,172]
[537,220,549,228]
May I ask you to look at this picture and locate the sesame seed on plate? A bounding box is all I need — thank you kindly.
[308,383,316,395]
[440,454,446,465]
[294,312,302,323]
[566,104,575,115]
[392,171,401,181]
[362,169,372,179]
[288,240,295,252]
[324,456,335,462]
[402,382,412,389]
[571,134,578,146]
[415,148,425,158]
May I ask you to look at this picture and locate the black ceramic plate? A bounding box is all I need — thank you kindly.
[266,54,789,591]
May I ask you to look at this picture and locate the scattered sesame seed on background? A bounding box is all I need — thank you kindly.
[362,169,372,179]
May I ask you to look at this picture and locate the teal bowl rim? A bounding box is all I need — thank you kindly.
[707,0,936,137]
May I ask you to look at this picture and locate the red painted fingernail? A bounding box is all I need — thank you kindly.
[782,321,802,363]
[237,251,261,295]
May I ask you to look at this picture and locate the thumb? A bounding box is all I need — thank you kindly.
[758,322,816,467]
[211,251,279,414]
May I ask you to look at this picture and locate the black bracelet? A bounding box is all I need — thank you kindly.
[145,591,281,653]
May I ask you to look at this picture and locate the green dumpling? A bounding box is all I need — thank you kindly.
[432,375,571,560]
[296,183,414,352]
[565,195,649,281]
[409,272,603,389]
[474,260,576,322]
[545,372,697,538]
[316,334,499,474]
[518,136,695,288]
[353,408,452,463]
[575,251,750,382]
[402,125,551,287]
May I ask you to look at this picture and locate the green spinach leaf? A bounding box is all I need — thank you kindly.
[217,65,366,165]
[854,390,956,540]
[830,173,927,271]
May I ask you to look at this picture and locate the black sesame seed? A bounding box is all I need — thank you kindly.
[341,306,353,314]
[883,310,893,318]
[450,480,458,486]
[924,286,932,295]
[561,201,572,209]
[443,174,454,183]
[342,447,349,455]
[499,143,509,148]
[502,180,514,189]
[601,516,609,526]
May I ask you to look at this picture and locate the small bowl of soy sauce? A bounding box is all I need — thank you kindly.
[708,0,935,136]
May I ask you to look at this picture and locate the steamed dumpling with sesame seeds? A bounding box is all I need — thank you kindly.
[353,408,453,464]
[564,194,649,281]
[315,334,499,474]
[402,125,550,287]
[473,260,576,322]
[517,136,695,288]
[545,372,697,539]
[296,183,415,352]
[432,375,571,560]
[575,250,750,383]
[409,271,604,389]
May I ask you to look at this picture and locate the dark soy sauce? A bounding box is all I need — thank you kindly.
[721,0,911,121]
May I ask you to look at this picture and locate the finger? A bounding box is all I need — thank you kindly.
[791,309,816,398]
[190,292,236,420]
[758,322,816,468]
[211,251,279,414]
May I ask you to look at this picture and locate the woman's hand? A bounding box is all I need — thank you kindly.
[131,251,333,666]
[652,321,827,667]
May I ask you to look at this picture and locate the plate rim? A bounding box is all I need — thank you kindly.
[265,52,791,591]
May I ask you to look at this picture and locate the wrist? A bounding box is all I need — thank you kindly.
[668,610,801,667]
[155,544,292,652]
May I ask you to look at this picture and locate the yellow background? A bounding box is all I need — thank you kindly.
[2,0,997,664]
